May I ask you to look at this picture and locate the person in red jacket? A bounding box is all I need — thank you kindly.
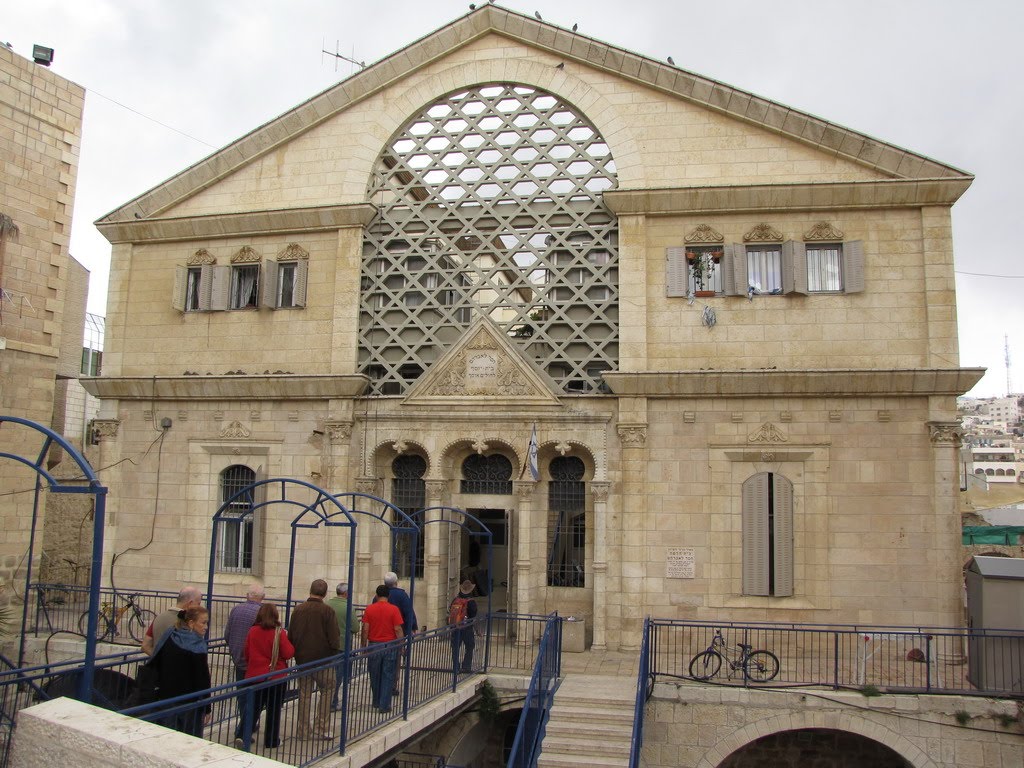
[241,603,295,749]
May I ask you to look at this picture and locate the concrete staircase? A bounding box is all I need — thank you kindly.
[537,674,634,768]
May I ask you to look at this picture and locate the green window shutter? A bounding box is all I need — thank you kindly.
[742,473,770,595]
[783,240,808,295]
[209,265,230,311]
[771,474,794,597]
[293,259,309,308]
[261,259,278,309]
[172,266,187,312]
[666,247,688,297]
[721,243,745,296]
[843,240,865,293]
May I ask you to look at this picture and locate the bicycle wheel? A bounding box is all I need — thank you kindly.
[744,650,780,682]
[79,610,110,641]
[688,650,723,680]
[127,609,157,642]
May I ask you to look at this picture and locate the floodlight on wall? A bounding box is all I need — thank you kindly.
[32,45,54,66]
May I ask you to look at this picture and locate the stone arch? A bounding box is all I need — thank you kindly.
[337,53,645,202]
[696,711,935,768]
[438,436,525,481]
[539,439,597,482]
[365,437,430,477]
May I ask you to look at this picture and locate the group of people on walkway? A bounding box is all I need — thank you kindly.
[135,571,476,748]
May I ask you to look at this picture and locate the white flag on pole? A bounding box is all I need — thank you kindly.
[528,423,539,481]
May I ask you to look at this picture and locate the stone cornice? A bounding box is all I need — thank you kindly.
[80,375,370,400]
[603,178,973,216]
[602,368,985,398]
[95,203,377,244]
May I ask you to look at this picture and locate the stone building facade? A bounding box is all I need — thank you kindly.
[87,7,980,649]
[0,45,88,589]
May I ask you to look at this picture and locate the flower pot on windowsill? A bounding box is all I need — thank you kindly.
[694,290,716,297]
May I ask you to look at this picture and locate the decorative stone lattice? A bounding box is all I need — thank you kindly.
[360,83,619,395]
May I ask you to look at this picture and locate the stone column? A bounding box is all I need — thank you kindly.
[324,420,353,490]
[616,420,647,651]
[928,419,965,625]
[590,481,610,651]
[513,479,538,622]
[424,479,449,628]
[90,418,121,584]
[354,476,379,599]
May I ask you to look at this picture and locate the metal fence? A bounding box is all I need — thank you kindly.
[506,614,561,768]
[2,610,551,768]
[647,618,1024,695]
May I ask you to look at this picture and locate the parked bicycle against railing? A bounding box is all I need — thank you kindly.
[79,593,156,642]
[688,628,779,682]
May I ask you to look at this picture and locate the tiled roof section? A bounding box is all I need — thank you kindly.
[97,5,971,225]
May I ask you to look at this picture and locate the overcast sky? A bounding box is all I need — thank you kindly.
[5,0,1022,397]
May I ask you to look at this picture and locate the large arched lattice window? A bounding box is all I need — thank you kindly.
[218,464,255,573]
[361,83,619,395]
[391,454,426,578]
[548,455,586,587]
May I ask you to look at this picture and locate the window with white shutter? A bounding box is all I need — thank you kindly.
[741,472,794,597]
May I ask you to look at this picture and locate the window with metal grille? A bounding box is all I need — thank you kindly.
[391,454,426,578]
[547,456,585,587]
[218,465,255,572]
[460,453,512,495]
[360,83,619,395]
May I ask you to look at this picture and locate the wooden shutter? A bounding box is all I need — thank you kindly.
[843,240,865,294]
[721,243,745,296]
[172,266,187,312]
[782,240,808,295]
[666,247,688,297]
[209,265,230,311]
[293,258,309,308]
[261,259,278,309]
[742,473,770,595]
[771,474,794,597]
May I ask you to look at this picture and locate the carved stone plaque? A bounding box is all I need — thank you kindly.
[466,351,498,393]
[666,547,696,579]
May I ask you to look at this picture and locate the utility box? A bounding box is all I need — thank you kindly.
[965,555,1024,692]
[562,618,586,653]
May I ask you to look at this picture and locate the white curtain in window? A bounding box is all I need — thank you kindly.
[231,267,257,308]
[806,245,842,291]
[746,247,782,293]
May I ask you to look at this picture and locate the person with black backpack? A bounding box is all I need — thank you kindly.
[448,579,478,674]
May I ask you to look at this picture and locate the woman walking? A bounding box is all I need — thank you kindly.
[149,606,212,737]
[242,602,295,749]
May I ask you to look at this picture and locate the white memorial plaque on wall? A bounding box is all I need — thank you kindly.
[666,547,695,579]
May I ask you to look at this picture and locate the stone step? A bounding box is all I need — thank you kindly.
[544,720,632,741]
[537,751,630,768]
[541,733,631,759]
[548,703,634,726]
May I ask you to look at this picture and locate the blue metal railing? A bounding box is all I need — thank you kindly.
[506,613,562,768]
[628,617,652,768]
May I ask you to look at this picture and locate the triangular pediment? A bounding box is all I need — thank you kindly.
[96,5,970,233]
[403,318,561,406]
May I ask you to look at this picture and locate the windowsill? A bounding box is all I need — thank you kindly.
[723,595,817,610]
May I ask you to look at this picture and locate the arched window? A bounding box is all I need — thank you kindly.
[741,472,793,597]
[547,456,586,587]
[360,83,619,395]
[218,465,255,572]
[460,453,513,495]
[391,454,427,578]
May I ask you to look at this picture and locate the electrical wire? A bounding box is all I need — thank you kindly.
[85,87,217,148]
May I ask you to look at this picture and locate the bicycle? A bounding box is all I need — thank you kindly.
[688,628,780,682]
[78,593,157,642]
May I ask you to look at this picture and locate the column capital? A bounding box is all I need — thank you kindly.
[355,476,380,495]
[325,420,352,442]
[514,480,536,500]
[91,419,120,442]
[617,423,647,447]
[927,420,963,447]
[591,481,611,502]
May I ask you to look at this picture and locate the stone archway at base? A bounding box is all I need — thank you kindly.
[717,728,912,767]
[696,712,936,768]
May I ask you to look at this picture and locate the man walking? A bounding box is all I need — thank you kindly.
[326,582,358,710]
[360,585,404,713]
[141,585,202,656]
[449,579,479,673]
[224,582,265,745]
[384,571,416,697]
[288,579,340,739]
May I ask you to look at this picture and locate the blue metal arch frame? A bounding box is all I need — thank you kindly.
[0,415,107,700]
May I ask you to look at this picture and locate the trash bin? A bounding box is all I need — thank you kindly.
[562,618,585,653]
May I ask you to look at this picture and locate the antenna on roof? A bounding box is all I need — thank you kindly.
[322,39,366,72]
[1006,334,1013,396]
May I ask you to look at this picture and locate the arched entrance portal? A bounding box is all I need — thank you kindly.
[718,728,913,768]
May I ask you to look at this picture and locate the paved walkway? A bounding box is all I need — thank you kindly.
[561,647,640,677]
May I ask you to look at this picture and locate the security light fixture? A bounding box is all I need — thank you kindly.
[32,45,54,66]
